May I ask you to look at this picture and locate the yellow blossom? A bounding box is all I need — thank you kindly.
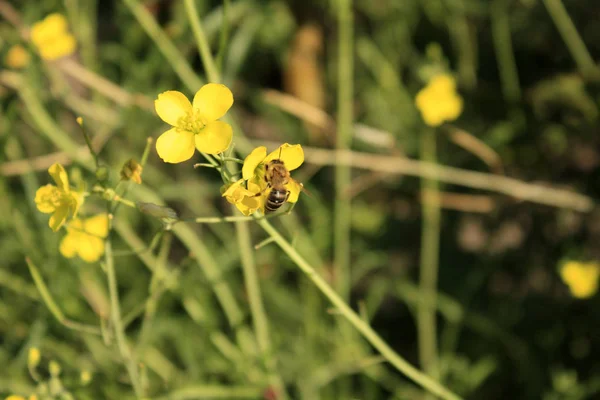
[5,396,27,400]
[60,214,109,263]
[35,163,84,231]
[560,261,600,299]
[5,45,30,69]
[154,83,234,163]
[222,179,263,216]
[30,13,77,60]
[224,144,304,215]
[415,73,463,127]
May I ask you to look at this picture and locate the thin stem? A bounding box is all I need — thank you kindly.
[105,218,143,398]
[76,117,100,169]
[418,128,442,386]
[256,219,461,400]
[184,0,221,82]
[25,258,102,336]
[122,0,203,91]
[216,0,230,73]
[491,0,521,103]
[542,0,600,80]
[235,220,288,400]
[334,0,353,299]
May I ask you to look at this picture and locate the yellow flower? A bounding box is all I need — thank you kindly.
[560,261,600,299]
[415,73,463,127]
[154,83,234,163]
[222,179,263,216]
[35,163,84,232]
[60,214,109,263]
[224,144,304,215]
[5,45,30,69]
[5,396,27,400]
[30,13,77,61]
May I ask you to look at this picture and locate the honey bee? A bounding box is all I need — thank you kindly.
[261,158,308,213]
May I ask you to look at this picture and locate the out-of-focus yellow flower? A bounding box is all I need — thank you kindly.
[60,214,109,263]
[35,163,84,232]
[5,45,30,68]
[30,13,77,60]
[5,396,27,400]
[224,144,304,215]
[154,83,233,163]
[28,396,37,400]
[415,73,463,127]
[560,260,600,299]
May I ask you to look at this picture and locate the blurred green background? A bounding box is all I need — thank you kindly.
[1,0,600,399]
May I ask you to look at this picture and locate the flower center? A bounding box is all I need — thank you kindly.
[178,109,207,134]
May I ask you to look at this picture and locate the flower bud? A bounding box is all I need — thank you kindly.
[120,159,143,184]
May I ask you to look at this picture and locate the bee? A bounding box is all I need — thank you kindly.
[262,158,308,213]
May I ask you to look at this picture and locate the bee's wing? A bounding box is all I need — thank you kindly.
[291,179,314,198]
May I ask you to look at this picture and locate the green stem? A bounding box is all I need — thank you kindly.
[25,258,101,336]
[76,117,100,169]
[256,219,461,400]
[105,221,143,398]
[184,0,221,82]
[334,0,353,299]
[542,0,600,80]
[235,220,288,399]
[491,0,521,103]
[122,0,203,91]
[418,128,441,385]
[216,0,230,73]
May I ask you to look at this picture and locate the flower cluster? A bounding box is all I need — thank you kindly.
[560,260,600,299]
[30,13,77,61]
[223,143,305,215]
[415,73,463,127]
[59,214,109,263]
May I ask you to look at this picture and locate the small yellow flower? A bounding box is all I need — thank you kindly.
[35,163,84,232]
[415,73,463,127]
[5,45,30,69]
[30,13,77,61]
[60,214,109,263]
[224,144,304,215]
[560,261,600,299]
[5,396,27,400]
[154,83,234,163]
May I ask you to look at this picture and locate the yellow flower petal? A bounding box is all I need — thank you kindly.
[39,34,76,60]
[192,83,234,122]
[264,143,304,171]
[35,184,59,213]
[560,261,600,299]
[156,128,196,163]
[84,214,109,238]
[30,14,69,46]
[48,163,69,191]
[194,121,233,154]
[242,147,267,180]
[77,236,105,263]
[223,179,252,203]
[59,232,78,258]
[49,204,70,232]
[5,395,27,400]
[285,180,302,203]
[155,91,192,126]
